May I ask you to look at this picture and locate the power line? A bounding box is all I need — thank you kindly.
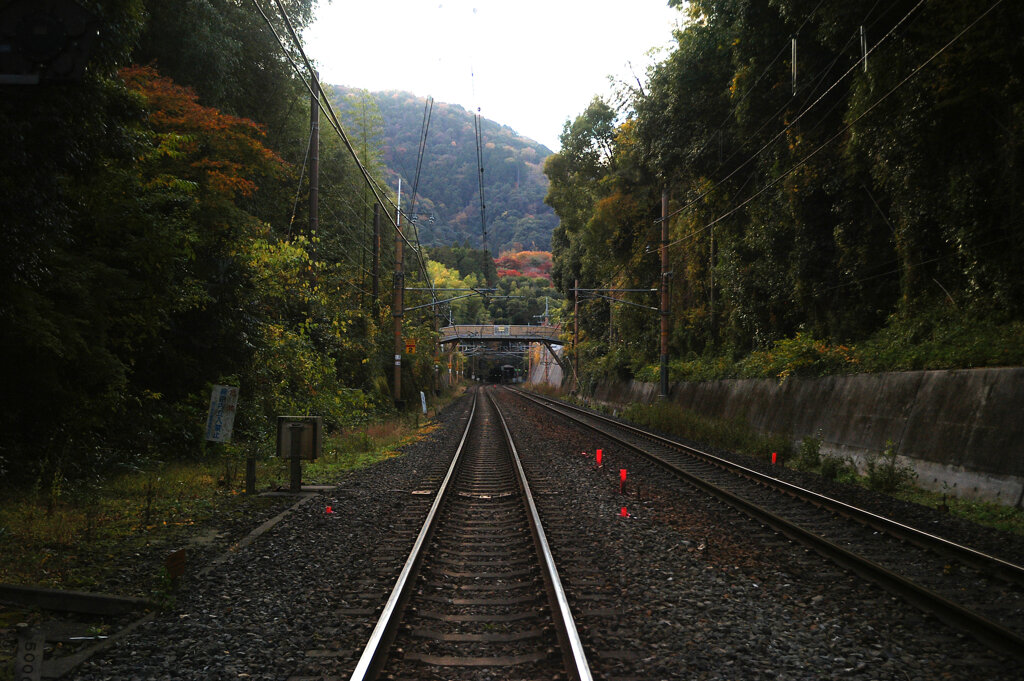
[658,0,928,226]
[687,40,791,165]
[287,125,313,239]
[251,1,415,249]
[672,1,881,187]
[662,0,1006,252]
[821,231,1018,295]
[253,0,436,294]
[473,111,490,282]
[409,96,436,302]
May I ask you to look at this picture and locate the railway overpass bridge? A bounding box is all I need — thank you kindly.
[438,324,568,376]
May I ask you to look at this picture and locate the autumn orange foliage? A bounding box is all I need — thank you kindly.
[494,250,553,280]
[119,65,285,199]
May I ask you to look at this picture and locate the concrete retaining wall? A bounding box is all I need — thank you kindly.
[590,368,1024,506]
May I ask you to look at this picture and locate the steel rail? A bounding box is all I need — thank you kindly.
[510,388,1024,662]
[348,393,478,681]
[515,388,1024,584]
[487,390,594,681]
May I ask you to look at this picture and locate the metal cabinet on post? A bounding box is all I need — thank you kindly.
[276,416,323,493]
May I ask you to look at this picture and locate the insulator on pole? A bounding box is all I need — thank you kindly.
[860,26,868,73]
[791,36,797,95]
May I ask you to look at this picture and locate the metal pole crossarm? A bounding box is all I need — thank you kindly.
[569,288,655,292]
[660,188,670,399]
[580,292,659,311]
[403,292,480,313]
[404,287,498,293]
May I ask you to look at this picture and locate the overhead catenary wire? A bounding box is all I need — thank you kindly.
[473,111,490,284]
[686,40,792,166]
[661,0,1006,252]
[287,125,314,239]
[253,1,416,248]
[657,0,929,227]
[253,0,436,296]
[664,0,883,195]
[408,96,436,302]
[409,97,434,230]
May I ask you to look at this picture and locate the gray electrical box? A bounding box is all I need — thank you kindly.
[276,416,322,460]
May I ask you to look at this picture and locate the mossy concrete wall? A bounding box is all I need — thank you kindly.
[590,368,1024,506]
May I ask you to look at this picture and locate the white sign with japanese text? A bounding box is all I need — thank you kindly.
[205,385,239,442]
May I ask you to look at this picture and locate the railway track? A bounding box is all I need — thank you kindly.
[509,387,1024,662]
[349,388,592,681]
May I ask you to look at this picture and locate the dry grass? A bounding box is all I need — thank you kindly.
[0,396,461,592]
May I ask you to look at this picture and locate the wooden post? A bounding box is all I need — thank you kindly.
[393,181,404,407]
[660,189,670,399]
[289,424,303,493]
[245,456,255,495]
[309,72,319,243]
[372,202,381,310]
[573,278,579,386]
[433,313,440,396]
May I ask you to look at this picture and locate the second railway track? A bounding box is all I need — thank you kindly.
[350,387,591,681]
[509,387,1024,662]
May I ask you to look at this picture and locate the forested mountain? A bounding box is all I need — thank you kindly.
[548,0,1024,383]
[331,87,559,254]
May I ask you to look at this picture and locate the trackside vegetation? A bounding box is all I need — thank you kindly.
[545,0,1024,387]
[0,1,444,496]
[615,401,1024,536]
[0,410,437,596]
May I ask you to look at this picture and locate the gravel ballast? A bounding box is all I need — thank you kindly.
[59,388,1020,680]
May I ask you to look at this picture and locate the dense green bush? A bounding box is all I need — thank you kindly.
[550,0,1024,393]
[623,303,1024,388]
[865,441,918,493]
[819,453,857,483]
[792,435,823,471]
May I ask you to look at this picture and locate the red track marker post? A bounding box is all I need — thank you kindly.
[325,506,333,514]
[596,449,603,467]
[619,506,629,518]
[771,451,777,465]
[619,469,627,494]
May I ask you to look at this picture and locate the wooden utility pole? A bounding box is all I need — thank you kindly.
[393,180,404,407]
[309,73,319,242]
[709,224,715,339]
[660,189,670,399]
[433,313,440,396]
[573,278,579,386]
[372,202,381,309]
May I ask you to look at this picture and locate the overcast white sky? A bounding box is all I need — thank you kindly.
[303,1,683,151]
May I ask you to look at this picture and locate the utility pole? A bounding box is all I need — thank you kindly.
[574,278,580,387]
[660,189,670,399]
[393,180,404,407]
[309,72,319,244]
[433,313,440,396]
[609,290,615,344]
[710,224,715,339]
[527,342,532,383]
[372,202,381,310]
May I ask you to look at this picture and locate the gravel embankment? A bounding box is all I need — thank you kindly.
[62,387,1021,680]
[573,393,1024,566]
[70,396,473,681]
[495,389,1021,681]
